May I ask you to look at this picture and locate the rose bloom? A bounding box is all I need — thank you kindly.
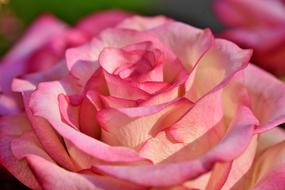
[1,10,285,190]
[214,0,285,76]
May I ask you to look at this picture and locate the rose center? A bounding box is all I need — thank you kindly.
[99,41,164,82]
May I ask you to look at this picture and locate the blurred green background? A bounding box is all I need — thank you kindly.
[0,0,221,58]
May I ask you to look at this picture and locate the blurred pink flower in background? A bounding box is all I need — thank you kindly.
[1,10,285,190]
[0,9,22,42]
[214,0,285,76]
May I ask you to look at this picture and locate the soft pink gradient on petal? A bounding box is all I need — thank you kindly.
[97,98,192,149]
[0,114,40,189]
[26,155,145,190]
[22,91,77,171]
[29,81,150,164]
[12,62,68,92]
[149,22,212,80]
[233,129,285,189]
[186,39,252,101]
[244,64,285,133]
[214,136,257,190]
[94,106,258,186]
[58,94,80,129]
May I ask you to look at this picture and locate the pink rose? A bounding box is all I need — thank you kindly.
[1,11,285,189]
[214,0,285,76]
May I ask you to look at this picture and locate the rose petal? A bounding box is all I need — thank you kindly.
[79,94,101,138]
[167,89,223,143]
[185,39,252,101]
[97,98,192,149]
[58,94,79,129]
[207,136,257,190]
[138,131,184,164]
[11,131,53,162]
[26,155,145,190]
[219,26,285,75]
[94,106,258,186]
[244,64,285,133]
[0,114,40,189]
[149,22,214,73]
[233,130,285,189]
[99,42,164,82]
[12,62,68,92]
[65,38,102,85]
[22,91,77,171]
[252,168,285,190]
[67,27,185,85]
[140,118,225,164]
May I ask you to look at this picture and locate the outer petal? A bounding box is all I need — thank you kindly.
[98,42,164,82]
[12,62,68,92]
[0,14,66,115]
[79,94,101,138]
[138,132,184,164]
[94,106,258,187]
[97,98,192,149]
[65,38,102,86]
[185,38,252,101]
[256,127,285,154]
[58,94,80,129]
[103,71,150,101]
[233,129,285,190]
[149,22,213,76]
[220,27,285,75]
[0,114,40,189]
[206,136,258,190]
[252,168,285,190]
[26,155,145,190]
[166,89,223,143]
[22,90,77,171]
[244,64,285,133]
